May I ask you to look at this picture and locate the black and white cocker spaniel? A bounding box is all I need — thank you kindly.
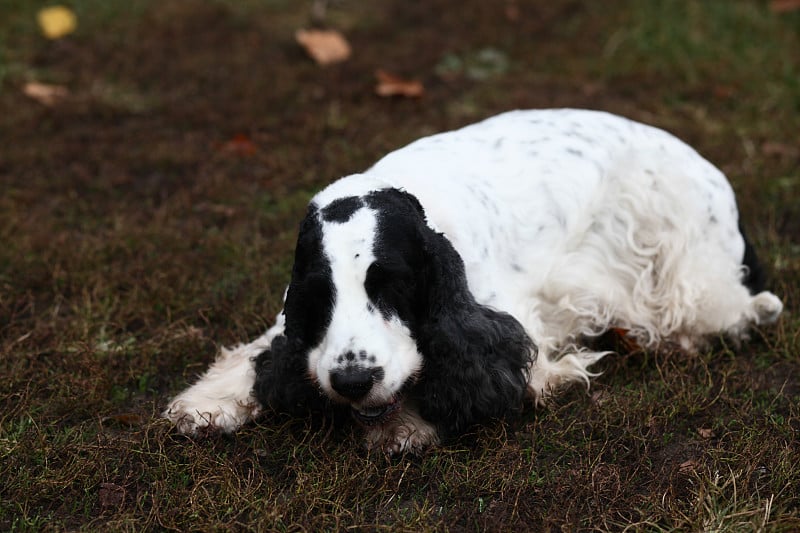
[165,109,783,454]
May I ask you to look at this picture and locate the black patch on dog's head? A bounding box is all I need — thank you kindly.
[363,189,428,325]
[321,196,364,223]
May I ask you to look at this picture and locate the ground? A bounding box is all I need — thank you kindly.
[1,0,799,530]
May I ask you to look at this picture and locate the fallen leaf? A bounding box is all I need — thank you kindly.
[610,327,642,352]
[220,133,257,156]
[505,1,520,22]
[770,0,800,13]
[374,70,424,98]
[22,82,69,106]
[697,428,715,439]
[295,28,351,66]
[37,6,78,40]
[712,85,735,100]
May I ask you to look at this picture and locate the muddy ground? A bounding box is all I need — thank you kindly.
[1,0,799,530]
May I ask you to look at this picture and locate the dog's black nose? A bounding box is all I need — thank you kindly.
[330,366,383,400]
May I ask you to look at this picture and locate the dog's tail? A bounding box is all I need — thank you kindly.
[526,347,609,404]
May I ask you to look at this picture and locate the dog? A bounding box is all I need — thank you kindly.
[164,109,783,454]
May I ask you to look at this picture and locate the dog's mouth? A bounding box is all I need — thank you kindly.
[351,398,400,426]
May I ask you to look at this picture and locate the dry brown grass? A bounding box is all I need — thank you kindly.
[2,0,799,530]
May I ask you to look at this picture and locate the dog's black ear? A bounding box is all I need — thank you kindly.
[284,204,335,348]
[253,205,335,416]
[253,334,330,415]
[413,228,535,438]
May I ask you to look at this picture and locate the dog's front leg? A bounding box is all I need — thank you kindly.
[364,405,440,456]
[163,315,285,435]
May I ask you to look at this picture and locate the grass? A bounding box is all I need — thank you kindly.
[1,0,799,530]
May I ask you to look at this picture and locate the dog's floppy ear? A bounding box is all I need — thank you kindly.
[253,205,334,416]
[283,204,335,347]
[413,227,535,438]
[253,334,330,415]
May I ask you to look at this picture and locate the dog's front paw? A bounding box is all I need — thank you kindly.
[164,343,264,436]
[163,392,260,436]
[364,409,439,456]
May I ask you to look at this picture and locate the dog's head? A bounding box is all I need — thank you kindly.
[276,187,533,435]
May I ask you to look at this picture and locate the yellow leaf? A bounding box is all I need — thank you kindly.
[37,6,77,40]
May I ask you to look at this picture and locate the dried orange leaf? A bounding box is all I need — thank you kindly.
[712,85,735,100]
[505,1,520,22]
[374,70,424,98]
[609,326,641,352]
[295,28,351,66]
[770,0,800,13]
[37,6,77,40]
[23,82,69,106]
[220,133,257,156]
